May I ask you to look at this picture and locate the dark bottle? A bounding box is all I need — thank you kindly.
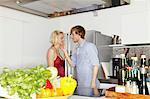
[112,58,121,78]
[139,67,149,95]
[119,54,127,85]
[141,55,146,66]
[139,55,149,95]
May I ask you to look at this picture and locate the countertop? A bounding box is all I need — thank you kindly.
[68,83,116,99]
[69,95,108,99]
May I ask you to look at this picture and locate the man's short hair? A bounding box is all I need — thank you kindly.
[70,25,86,39]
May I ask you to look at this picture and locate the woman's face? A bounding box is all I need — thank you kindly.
[57,33,64,46]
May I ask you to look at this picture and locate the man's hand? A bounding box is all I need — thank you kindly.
[91,80,99,96]
[93,88,100,96]
[91,80,96,88]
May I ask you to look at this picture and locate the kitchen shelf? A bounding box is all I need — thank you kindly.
[109,43,150,48]
[108,44,123,47]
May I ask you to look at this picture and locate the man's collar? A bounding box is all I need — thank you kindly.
[76,39,85,48]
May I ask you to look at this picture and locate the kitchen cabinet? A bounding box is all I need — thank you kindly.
[121,11,149,44]
[0,6,58,67]
[22,20,51,65]
[0,17,3,64]
[120,0,150,44]
[0,17,23,68]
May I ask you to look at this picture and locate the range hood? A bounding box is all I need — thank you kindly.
[0,0,130,18]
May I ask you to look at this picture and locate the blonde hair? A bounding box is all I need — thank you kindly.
[50,30,63,46]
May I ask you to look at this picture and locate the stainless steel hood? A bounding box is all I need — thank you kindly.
[0,0,130,18]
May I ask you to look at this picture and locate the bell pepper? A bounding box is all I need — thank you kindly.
[45,79,53,89]
[37,88,51,98]
[60,75,77,95]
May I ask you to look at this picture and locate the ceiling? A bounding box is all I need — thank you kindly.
[0,0,130,18]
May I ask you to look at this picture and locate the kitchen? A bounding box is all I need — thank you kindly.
[0,0,150,99]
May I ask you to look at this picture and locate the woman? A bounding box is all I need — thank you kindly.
[47,30,65,77]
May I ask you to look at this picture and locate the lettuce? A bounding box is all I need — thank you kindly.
[0,65,51,99]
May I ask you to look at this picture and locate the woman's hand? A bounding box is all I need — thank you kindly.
[60,43,69,58]
[60,43,66,52]
[60,43,73,67]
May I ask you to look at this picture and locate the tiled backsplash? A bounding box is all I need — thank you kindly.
[113,47,150,61]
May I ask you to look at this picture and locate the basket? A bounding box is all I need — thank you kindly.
[37,95,71,99]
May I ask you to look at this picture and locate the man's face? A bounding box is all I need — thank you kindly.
[70,31,80,43]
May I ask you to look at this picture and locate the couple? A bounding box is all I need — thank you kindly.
[47,25,100,96]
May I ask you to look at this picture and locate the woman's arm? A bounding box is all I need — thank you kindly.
[63,49,73,67]
[47,48,55,67]
[60,43,73,67]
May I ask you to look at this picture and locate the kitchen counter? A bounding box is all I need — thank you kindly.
[0,83,116,99]
[68,83,116,99]
[69,95,108,99]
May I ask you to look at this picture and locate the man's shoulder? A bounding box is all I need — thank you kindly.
[85,41,96,47]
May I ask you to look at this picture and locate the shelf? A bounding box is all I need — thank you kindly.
[109,43,150,48]
[96,43,150,48]
[109,44,123,47]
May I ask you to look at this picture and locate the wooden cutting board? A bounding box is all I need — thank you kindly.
[105,87,150,99]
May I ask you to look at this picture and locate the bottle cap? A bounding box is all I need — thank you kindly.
[141,55,146,59]
[131,57,138,61]
[120,54,125,59]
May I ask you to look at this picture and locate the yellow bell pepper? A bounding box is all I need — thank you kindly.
[60,75,77,95]
[37,88,51,98]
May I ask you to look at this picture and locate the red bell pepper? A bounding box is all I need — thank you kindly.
[45,79,53,89]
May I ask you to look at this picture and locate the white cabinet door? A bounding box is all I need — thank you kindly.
[1,18,23,68]
[22,21,50,66]
[148,11,150,41]
[0,17,4,64]
[121,11,149,44]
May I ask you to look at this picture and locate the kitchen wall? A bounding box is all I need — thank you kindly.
[51,6,122,36]
[0,6,61,69]
[0,4,123,69]
[51,0,150,44]
[0,0,149,71]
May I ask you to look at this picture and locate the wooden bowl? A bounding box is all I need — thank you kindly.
[36,95,71,99]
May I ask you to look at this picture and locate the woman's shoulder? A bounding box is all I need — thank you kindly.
[47,47,57,59]
[48,47,56,54]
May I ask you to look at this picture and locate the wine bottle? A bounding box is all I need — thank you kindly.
[141,55,146,67]
[119,54,127,85]
[139,55,149,95]
[139,68,149,95]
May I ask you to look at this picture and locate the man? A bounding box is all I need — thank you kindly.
[70,25,100,96]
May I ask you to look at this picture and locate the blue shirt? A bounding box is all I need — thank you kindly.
[71,40,100,88]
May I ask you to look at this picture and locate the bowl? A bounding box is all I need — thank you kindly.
[36,95,71,99]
